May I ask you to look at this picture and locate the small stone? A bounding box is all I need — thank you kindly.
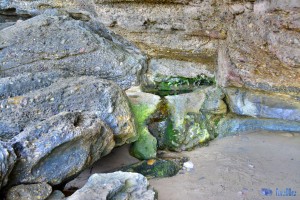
[230,4,245,15]
[6,182,52,200]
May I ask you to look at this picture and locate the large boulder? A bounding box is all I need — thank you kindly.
[0,75,137,186]
[0,13,146,89]
[0,76,136,145]
[8,112,115,185]
[67,172,156,200]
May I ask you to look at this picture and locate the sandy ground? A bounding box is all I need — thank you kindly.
[66,131,300,200]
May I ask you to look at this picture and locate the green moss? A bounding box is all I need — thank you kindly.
[130,103,157,160]
[119,158,187,179]
[142,75,216,96]
[155,75,215,91]
[164,118,180,150]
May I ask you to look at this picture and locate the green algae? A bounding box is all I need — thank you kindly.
[142,75,216,96]
[130,103,157,160]
[119,157,188,179]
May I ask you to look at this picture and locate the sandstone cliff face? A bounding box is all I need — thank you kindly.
[94,0,300,94]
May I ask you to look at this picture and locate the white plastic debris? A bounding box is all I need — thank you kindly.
[183,161,194,171]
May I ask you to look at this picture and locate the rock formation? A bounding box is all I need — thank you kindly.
[0,0,299,198]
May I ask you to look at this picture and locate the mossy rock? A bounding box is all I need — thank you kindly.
[126,88,161,160]
[148,94,213,151]
[120,158,187,179]
[130,127,157,160]
[142,75,216,96]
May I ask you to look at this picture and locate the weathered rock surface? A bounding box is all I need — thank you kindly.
[0,13,146,89]
[94,0,225,91]
[225,88,300,122]
[67,172,156,200]
[0,75,137,186]
[216,114,300,137]
[0,143,16,189]
[126,87,160,160]
[218,1,300,94]
[0,0,97,17]
[6,182,52,200]
[9,112,115,185]
[0,76,136,145]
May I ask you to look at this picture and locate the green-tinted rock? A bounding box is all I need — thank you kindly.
[120,158,187,179]
[126,87,160,160]
[149,90,214,151]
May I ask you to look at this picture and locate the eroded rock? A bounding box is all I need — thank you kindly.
[9,112,115,185]
[6,182,52,200]
[66,172,156,200]
[225,88,300,122]
[0,76,136,145]
[0,14,146,89]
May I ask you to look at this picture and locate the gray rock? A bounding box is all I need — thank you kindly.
[6,182,52,200]
[225,88,300,122]
[0,71,65,100]
[0,143,16,189]
[0,14,146,89]
[216,114,300,137]
[9,111,115,185]
[0,76,136,145]
[200,87,227,114]
[67,171,156,200]
[46,190,65,200]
